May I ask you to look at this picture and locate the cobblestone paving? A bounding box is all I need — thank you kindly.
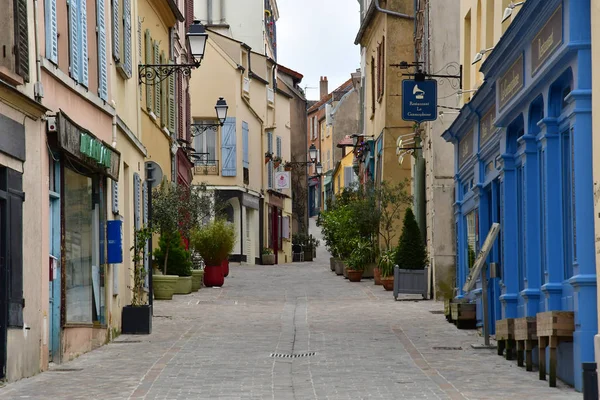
[0,242,581,399]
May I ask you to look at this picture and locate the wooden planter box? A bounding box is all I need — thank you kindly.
[444,299,453,322]
[496,318,516,360]
[304,249,314,262]
[450,302,476,329]
[393,266,428,300]
[514,317,537,371]
[536,311,575,387]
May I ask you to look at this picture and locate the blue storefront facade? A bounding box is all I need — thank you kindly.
[442,0,597,390]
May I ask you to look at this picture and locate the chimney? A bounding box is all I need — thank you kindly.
[320,76,328,99]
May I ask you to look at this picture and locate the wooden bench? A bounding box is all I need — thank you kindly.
[451,302,476,329]
[514,317,537,371]
[537,311,574,387]
[496,318,516,360]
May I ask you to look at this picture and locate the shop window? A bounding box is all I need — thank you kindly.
[64,167,105,324]
[465,210,478,271]
[193,121,217,165]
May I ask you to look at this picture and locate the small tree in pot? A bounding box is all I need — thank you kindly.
[154,230,193,295]
[393,208,429,298]
[191,219,235,287]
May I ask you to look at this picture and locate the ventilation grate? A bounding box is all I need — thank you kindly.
[270,352,316,358]
[50,368,84,372]
[112,340,142,344]
[432,346,462,351]
[429,311,444,314]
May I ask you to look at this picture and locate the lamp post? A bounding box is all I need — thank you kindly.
[138,20,208,85]
[189,97,229,138]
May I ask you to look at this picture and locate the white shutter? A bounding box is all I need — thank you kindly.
[97,0,108,99]
[80,0,89,86]
[145,30,152,109]
[112,0,120,61]
[123,0,132,77]
[45,0,58,63]
[68,0,79,81]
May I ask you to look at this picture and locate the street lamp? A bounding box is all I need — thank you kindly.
[190,98,229,137]
[502,1,525,23]
[138,20,209,85]
[472,48,495,65]
[315,162,323,175]
[309,144,318,162]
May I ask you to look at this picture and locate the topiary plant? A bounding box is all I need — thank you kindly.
[395,208,428,270]
[154,230,192,277]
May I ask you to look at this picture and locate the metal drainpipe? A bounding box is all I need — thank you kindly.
[33,0,43,101]
[374,0,413,19]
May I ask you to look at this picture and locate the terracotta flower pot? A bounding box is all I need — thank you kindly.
[204,265,224,287]
[374,267,382,285]
[381,276,394,291]
[222,259,230,277]
[347,269,363,282]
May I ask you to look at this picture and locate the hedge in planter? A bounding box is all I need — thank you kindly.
[393,208,428,298]
[154,230,193,295]
[191,219,235,287]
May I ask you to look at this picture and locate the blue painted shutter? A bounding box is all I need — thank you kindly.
[68,0,79,81]
[45,0,58,63]
[221,117,237,176]
[142,181,149,289]
[79,0,89,86]
[122,0,132,76]
[111,0,120,61]
[97,0,108,99]
[111,179,119,214]
[133,173,140,230]
[242,121,249,168]
[276,136,281,158]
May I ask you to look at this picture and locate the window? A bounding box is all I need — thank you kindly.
[376,37,385,101]
[193,121,217,165]
[465,210,478,270]
[45,0,58,64]
[111,0,132,77]
[64,168,105,324]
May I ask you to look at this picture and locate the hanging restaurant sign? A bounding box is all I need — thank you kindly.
[56,112,121,180]
[531,5,563,76]
[402,79,438,123]
[498,55,523,110]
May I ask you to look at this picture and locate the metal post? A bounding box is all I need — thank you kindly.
[481,264,490,347]
[145,165,154,315]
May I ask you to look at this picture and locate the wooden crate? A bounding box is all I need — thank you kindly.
[496,318,515,340]
[514,317,537,341]
[450,302,476,321]
[536,311,574,337]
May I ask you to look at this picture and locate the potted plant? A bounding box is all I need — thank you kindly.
[122,227,154,334]
[346,239,373,282]
[190,252,204,292]
[191,219,235,287]
[284,162,292,171]
[154,230,193,295]
[393,208,429,298]
[273,156,282,169]
[265,152,273,164]
[262,247,275,265]
[219,222,235,277]
[378,249,396,291]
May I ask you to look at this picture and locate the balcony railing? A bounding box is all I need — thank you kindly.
[192,153,219,175]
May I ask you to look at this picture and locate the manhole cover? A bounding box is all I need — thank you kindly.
[429,311,444,314]
[270,352,316,358]
[50,368,84,372]
[432,346,462,351]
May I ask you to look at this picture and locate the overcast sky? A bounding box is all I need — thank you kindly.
[276,0,361,101]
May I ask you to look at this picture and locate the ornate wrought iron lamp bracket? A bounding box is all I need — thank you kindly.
[138,61,201,85]
[391,61,463,90]
[190,122,222,137]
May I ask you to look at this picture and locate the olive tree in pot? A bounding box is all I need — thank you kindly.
[122,227,154,334]
[191,219,235,287]
[378,249,396,291]
[393,208,429,299]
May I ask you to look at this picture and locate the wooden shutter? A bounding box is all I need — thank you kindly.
[154,42,160,117]
[111,0,120,61]
[221,117,237,176]
[168,61,176,134]
[45,0,58,63]
[144,30,151,110]
[122,0,132,77]
[68,0,80,81]
[133,172,140,230]
[177,74,184,138]
[185,87,191,142]
[14,0,29,81]
[242,121,249,168]
[7,168,24,327]
[79,0,89,86]
[97,0,108,98]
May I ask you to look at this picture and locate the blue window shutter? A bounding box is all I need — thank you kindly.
[97,0,108,99]
[142,181,149,289]
[276,136,281,158]
[111,0,120,61]
[45,0,58,63]
[221,117,237,176]
[242,121,249,168]
[268,161,273,189]
[79,0,89,86]
[133,173,140,230]
[68,0,79,81]
[267,131,273,153]
[122,0,132,76]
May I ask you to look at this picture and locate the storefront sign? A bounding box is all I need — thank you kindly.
[479,107,496,145]
[57,113,120,180]
[459,130,474,166]
[275,171,290,190]
[498,55,523,109]
[402,80,438,123]
[531,5,563,75]
[242,193,260,210]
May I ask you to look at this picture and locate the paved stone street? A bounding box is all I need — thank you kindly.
[0,245,581,399]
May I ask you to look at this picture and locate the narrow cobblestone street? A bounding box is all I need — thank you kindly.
[0,245,581,399]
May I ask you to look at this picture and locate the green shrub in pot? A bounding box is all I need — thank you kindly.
[191,219,235,266]
[153,230,192,277]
